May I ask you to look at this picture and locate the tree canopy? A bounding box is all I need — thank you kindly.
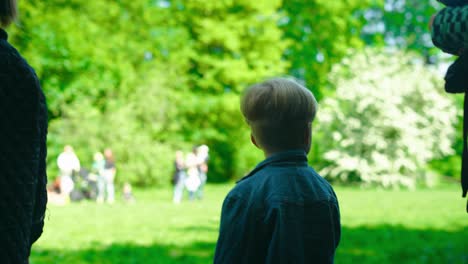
[9,0,461,187]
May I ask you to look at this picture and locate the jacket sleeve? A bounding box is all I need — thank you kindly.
[30,85,48,245]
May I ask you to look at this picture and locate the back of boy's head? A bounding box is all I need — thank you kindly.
[240,77,318,153]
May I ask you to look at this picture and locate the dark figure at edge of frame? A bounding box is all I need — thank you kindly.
[0,0,49,262]
[430,0,468,212]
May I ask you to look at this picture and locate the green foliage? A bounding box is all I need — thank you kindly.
[8,0,463,186]
[171,0,289,93]
[282,0,373,99]
[48,75,183,186]
[429,93,465,180]
[318,49,458,188]
[164,0,289,182]
[10,0,288,185]
[361,1,441,57]
[12,0,194,185]
[12,1,192,118]
[31,185,468,263]
[174,92,262,182]
[177,93,250,182]
[358,1,466,180]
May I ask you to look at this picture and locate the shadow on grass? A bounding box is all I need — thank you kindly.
[31,225,468,264]
[176,225,219,233]
[32,240,216,264]
[336,225,468,264]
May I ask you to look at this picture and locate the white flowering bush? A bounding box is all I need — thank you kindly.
[318,49,458,189]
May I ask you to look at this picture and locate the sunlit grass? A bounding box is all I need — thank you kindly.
[31,184,468,263]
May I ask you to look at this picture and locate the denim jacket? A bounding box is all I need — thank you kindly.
[214,150,341,264]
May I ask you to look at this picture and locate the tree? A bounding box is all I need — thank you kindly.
[11,0,192,118]
[10,0,193,184]
[281,0,373,99]
[10,0,290,184]
[359,0,465,179]
[48,73,182,186]
[361,0,442,60]
[168,0,290,181]
[318,48,457,188]
[170,0,289,94]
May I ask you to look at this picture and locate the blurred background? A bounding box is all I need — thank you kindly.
[10,0,467,263]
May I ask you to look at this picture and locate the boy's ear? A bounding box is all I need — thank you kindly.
[250,134,260,149]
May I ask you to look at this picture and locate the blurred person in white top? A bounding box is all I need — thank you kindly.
[196,145,209,199]
[57,145,80,197]
[185,148,201,200]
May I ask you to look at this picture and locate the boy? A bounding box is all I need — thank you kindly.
[430,0,468,211]
[214,78,341,263]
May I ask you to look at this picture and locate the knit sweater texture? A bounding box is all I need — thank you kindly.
[0,28,48,263]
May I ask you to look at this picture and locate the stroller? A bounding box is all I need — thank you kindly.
[70,168,99,202]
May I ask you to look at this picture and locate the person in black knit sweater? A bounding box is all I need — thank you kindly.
[0,0,48,262]
[430,0,468,212]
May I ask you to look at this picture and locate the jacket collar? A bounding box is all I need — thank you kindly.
[0,28,7,41]
[237,149,308,183]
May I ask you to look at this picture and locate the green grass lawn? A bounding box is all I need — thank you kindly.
[31,184,468,264]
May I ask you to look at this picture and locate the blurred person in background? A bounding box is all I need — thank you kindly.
[103,148,116,204]
[196,145,209,199]
[91,152,106,203]
[185,148,201,200]
[172,150,186,204]
[0,0,48,262]
[122,182,135,203]
[57,145,80,199]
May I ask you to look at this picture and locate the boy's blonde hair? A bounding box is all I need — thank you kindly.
[240,77,318,152]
